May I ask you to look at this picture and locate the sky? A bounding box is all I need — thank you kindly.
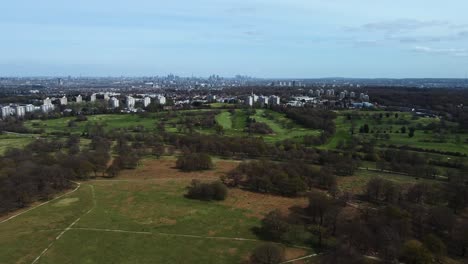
[1,0,468,78]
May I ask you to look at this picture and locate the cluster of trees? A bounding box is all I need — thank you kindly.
[0,119,31,133]
[185,180,228,201]
[224,160,338,196]
[245,119,274,135]
[176,153,213,171]
[376,149,440,178]
[256,181,468,263]
[174,110,220,133]
[0,135,112,214]
[249,243,285,264]
[273,107,336,144]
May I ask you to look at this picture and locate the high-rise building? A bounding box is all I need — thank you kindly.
[245,96,254,106]
[14,105,26,118]
[207,95,217,103]
[43,97,52,105]
[41,104,54,113]
[143,97,151,107]
[258,96,269,105]
[268,95,280,105]
[109,97,120,108]
[155,95,166,105]
[339,92,346,100]
[75,95,82,103]
[126,96,136,109]
[1,106,11,119]
[59,96,68,105]
[25,104,35,112]
[90,93,97,102]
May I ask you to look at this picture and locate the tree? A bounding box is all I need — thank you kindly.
[214,124,224,135]
[307,190,332,225]
[250,243,284,264]
[401,126,407,134]
[422,234,446,260]
[409,127,416,138]
[176,153,213,171]
[363,124,370,133]
[400,240,432,264]
[260,210,290,241]
[321,245,364,264]
[152,144,165,159]
[185,180,228,201]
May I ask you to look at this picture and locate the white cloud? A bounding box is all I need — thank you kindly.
[411,46,468,57]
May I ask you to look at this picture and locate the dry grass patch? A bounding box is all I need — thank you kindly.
[117,158,239,181]
[284,248,309,263]
[223,188,308,218]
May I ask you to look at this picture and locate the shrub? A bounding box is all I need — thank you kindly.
[176,153,213,171]
[250,243,285,264]
[185,180,228,201]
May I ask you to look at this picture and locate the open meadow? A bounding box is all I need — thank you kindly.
[0,158,312,264]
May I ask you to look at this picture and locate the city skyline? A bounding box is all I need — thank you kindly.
[1,0,468,78]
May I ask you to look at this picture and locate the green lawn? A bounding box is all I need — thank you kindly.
[215,111,233,130]
[338,169,440,194]
[25,114,161,135]
[0,134,36,154]
[250,109,320,142]
[323,110,468,155]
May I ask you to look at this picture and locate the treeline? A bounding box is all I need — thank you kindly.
[224,160,338,196]
[256,177,468,263]
[0,136,110,214]
[271,106,336,145]
[366,87,468,130]
[245,119,274,135]
[176,153,213,171]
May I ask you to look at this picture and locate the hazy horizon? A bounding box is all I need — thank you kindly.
[1,0,468,78]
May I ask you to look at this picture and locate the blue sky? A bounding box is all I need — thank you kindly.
[1,0,468,78]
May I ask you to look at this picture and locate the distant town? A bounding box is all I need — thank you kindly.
[0,75,382,120]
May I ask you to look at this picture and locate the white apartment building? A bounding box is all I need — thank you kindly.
[109,97,120,108]
[143,97,151,107]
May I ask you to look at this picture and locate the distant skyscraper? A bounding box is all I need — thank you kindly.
[90,93,97,102]
[75,95,82,103]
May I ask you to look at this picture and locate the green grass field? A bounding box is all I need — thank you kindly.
[323,110,468,155]
[338,169,440,194]
[0,159,312,264]
[0,134,36,154]
[25,114,160,135]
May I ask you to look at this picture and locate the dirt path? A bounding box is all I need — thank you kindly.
[31,185,96,264]
[67,227,312,250]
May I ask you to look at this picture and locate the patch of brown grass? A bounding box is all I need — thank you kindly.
[284,247,308,263]
[117,158,239,182]
[222,188,308,218]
